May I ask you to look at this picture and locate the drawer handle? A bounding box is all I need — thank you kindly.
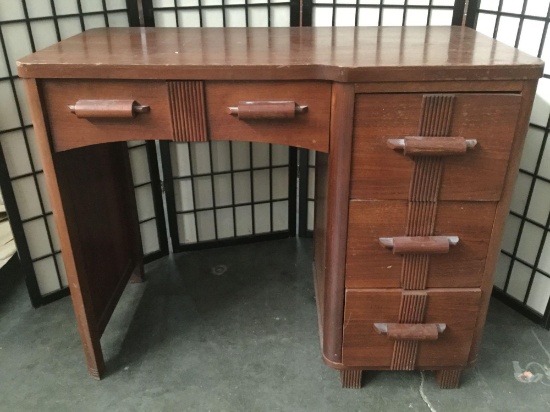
[374,323,447,341]
[68,100,150,118]
[387,136,477,156]
[227,101,308,120]
[379,236,459,254]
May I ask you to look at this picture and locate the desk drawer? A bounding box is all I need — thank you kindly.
[346,200,496,289]
[205,81,331,152]
[342,289,481,368]
[42,80,173,152]
[350,93,522,201]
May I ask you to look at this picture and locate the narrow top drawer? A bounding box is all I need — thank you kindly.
[205,81,331,152]
[350,93,522,201]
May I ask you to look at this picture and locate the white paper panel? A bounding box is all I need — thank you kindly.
[526,0,550,17]
[494,254,512,289]
[527,180,550,225]
[177,213,198,243]
[196,210,216,241]
[216,208,235,239]
[141,219,160,255]
[24,219,51,259]
[0,130,33,177]
[501,215,521,254]
[31,21,59,50]
[509,173,530,215]
[82,0,105,13]
[214,174,233,207]
[233,171,252,203]
[429,10,452,25]
[211,142,232,173]
[232,142,251,169]
[235,206,253,236]
[254,203,270,233]
[506,262,531,302]
[0,2,25,21]
[194,176,214,209]
[34,257,60,295]
[135,185,156,221]
[520,127,544,173]
[174,179,195,212]
[526,274,550,314]
[516,223,543,265]
[272,168,288,199]
[129,146,151,185]
[58,17,83,40]
[273,201,288,231]
[54,0,80,15]
[406,9,428,26]
[107,0,128,10]
[12,177,42,220]
[253,170,270,202]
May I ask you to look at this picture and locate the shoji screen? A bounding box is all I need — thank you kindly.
[0,1,167,306]
[472,0,550,327]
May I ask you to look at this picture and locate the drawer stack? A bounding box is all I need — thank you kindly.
[341,92,522,387]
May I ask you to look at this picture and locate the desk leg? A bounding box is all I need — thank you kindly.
[25,80,144,379]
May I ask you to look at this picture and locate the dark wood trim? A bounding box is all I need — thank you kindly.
[321,82,354,364]
[24,79,105,378]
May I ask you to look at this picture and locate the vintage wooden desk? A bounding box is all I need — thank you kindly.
[17,26,543,388]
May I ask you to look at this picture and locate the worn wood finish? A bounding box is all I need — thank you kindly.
[205,81,330,152]
[346,201,496,289]
[42,80,173,152]
[320,83,355,365]
[17,27,543,385]
[350,93,522,201]
[342,289,481,368]
[24,80,143,379]
[16,27,543,82]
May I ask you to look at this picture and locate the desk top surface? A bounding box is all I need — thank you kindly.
[17,26,543,82]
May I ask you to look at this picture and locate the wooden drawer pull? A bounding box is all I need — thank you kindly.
[227,101,308,120]
[68,100,150,118]
[374,323,447,341]
[387,136,477,156]
[379,236,459,254]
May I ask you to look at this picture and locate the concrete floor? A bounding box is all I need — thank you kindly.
[1,238,550,412]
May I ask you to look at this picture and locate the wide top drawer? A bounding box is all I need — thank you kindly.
[350,93,522,201]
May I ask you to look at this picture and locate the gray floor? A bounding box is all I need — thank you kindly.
[1,239,550,412]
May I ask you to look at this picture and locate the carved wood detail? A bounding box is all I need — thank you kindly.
[435,369,462,389]
[340,370,363,388]
[168,81,208,142]
[402,95,455,290]
[390,292,428,370]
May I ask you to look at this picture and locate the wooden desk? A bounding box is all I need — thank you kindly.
[18,26,543,388]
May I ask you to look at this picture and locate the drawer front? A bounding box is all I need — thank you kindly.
[346,200,496,289]
[43,80,173,152]
[205,81,331,152]
[350,93,522,201]
[342,289,481,368]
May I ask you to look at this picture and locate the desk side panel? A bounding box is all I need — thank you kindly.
[25,79,143,379]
